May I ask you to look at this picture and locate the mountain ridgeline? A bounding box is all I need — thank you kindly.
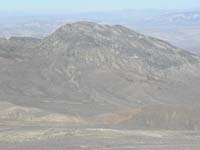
[0,22,200,129]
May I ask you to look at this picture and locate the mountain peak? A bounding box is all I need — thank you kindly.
[49,21,138,40]
[0,22,200,122]
[40,22,198,71]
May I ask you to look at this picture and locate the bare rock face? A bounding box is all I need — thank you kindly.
[0,21,200,129]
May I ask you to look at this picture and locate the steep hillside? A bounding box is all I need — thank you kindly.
[0,22,200,129]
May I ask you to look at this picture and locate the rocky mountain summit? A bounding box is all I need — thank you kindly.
[0,21,200,129]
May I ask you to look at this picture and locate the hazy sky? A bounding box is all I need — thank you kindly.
[1,0,200,12]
